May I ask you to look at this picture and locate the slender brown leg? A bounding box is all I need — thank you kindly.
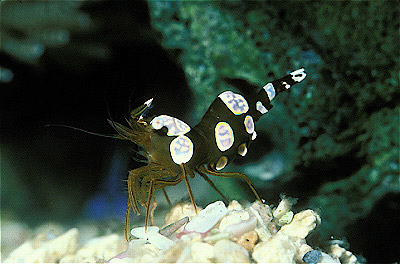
[195,168,229,203]
[181,163,198,214]
[125,200,131,242]
[127,171,140,215]
[145,180,155,231]
[199,165,263,204]
[150,198,158,226]
[125,170,142,241]
[162,188,172,207]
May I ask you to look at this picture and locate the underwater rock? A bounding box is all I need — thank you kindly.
[302,249,322,264]
[184,200,228,233]
[214,239,249,263]
[0,221,32,261]
[273,196,297,220]
[236,230,258,251]
[164,203,199,230]
[252,233,297,263]
[4,198,363,263]
[278,209,321,240]
[4,228,78,263]
[190,241,215,262]
[329,244,359,264]
[219,210,257,238]
[131,226,174,250]
[60,234,126,263]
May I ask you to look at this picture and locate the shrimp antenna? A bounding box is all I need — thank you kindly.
[104,92,129,140]
[45,124,117,139]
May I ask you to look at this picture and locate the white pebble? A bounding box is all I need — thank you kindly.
[214,239,249,263]
[191,242,214,262]
[278,210,321,239]
[273,197,295,219]
[130,226,174,250]
[252,233,296,263]
[185,201,228,233]
[131,226,159,239]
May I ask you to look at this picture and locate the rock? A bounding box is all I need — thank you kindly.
[222,216,257,238]
[60,234,126,263]
[164,203,198,232]
[159,240,187,263]
[4,228,78,263]
[296,244,313,262]
[0,221,32,260]
[203,232,230,243]
[214,239,249,263]
[251,202,273,226]
[219,210,257,238]
[236,230,258,251]
[278,210,321,239]
[191,242,214,262]
[185,201,228,233]
[319,252,340,263]
[254,227,272,242]
[273,196,296,220]
[130,244,161,263]
[302,249,322,264]
[278,211,294,226]
[252,234,297,263]
[3,199,358,264]
[329,244,358,264]
[227,200,243,211]
[131,226,174,250]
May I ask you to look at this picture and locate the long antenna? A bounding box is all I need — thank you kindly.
[45,124,117,139]
[103,90,128,139]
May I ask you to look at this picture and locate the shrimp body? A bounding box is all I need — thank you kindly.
[113,69,307,240]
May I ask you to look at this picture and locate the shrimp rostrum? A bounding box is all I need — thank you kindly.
[112,69,307,241]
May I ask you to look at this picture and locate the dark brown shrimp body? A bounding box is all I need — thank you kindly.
[114,69,307,241]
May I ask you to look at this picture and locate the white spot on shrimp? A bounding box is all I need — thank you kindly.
[256,101,268,114]
[151,115,191,136]
[170,135,194,164]
[282,81,291,89]
[263,83,276,101]
[216,156,228,170]
[238,143,248,157]
[215,122,234,152]
[218,91,249,115]
[290,68,307,82]
[244,115,255,134]
[251,131,257,141]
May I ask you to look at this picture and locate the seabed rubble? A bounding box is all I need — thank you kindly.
[3,198,360,263]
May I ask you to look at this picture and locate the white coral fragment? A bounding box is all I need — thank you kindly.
[185,201,228,233]
[273,196,296,219]
[61,234,126,263]
[131,226,174,250]
[4,228,78,263]
[278,209,321,239]
[278,211,294,226]
[190,242,214,262]
[252,233,297,263]
[4,198,358,264]
[214,239,249,263]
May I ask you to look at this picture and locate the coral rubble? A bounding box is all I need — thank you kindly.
[4,198,362,263]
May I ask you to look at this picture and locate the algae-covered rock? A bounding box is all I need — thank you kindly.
[147,1,399,250]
